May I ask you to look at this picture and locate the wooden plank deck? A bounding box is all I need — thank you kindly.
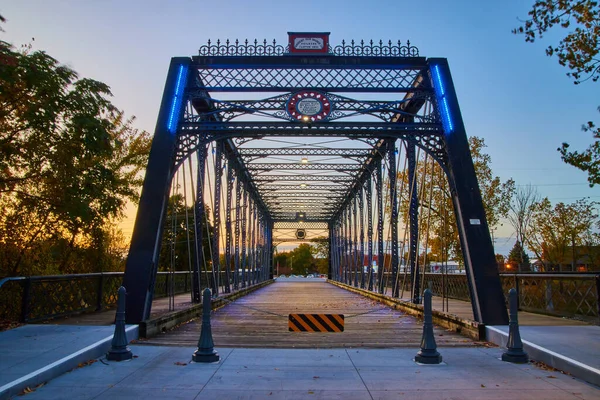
[138,279,476,348]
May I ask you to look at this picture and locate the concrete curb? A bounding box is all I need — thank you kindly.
[0,325,139,399]
[486,325,600,387]
[329,280,485,340]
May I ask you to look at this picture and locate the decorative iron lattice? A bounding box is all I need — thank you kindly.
[196,68,422,92]
[332,39,419,57]
[199,39,286,56]
[187,92,437,124]
[501,274,599,320]
[273,221,329,229]
[197,38,419,58]
[388,273,599,322]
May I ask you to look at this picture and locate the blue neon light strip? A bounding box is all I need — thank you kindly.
[432,65,454,133]
[167,64,188,133]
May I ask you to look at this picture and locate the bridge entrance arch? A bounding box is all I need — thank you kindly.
[123,32,508,326]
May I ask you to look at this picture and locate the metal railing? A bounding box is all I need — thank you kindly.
[346,272,600,324]
[0,269,267,323]
[0,272,192,323]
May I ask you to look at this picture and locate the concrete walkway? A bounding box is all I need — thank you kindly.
[6,345,600,400]
[1,281,598,398]
[0,325,139,399]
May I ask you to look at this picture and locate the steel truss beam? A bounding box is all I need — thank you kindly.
[253,175,354,183]
[266,201,340,207]
[262,192,344,199]
[260,185,347,191]
[238,148,374,159]
[273,238,324,243]
[273,222,328,229]
[180,121,441,136]
[247,163,362,172]
[189,93,436,123]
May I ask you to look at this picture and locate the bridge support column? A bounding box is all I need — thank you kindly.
[192,143,208,303]
[352,197,359,287]
[224,164,233,293]
[388,139,399,297]
[376,159,384,295]
[234,178,242,290]
[122,57,192,323]
[429,58,508,325]
[408,142,420,304]
[366,174,374,291]
[241,190,248,288]
[211,141,223,296]
[359,185,365,289]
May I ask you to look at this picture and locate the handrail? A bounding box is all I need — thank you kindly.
[0,271,193,288]
[499,273,598,278]
[0,276,27,289]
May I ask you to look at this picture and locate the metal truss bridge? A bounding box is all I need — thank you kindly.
[122,32,508,326]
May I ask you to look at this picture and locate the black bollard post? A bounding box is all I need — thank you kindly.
[107,286,133,361]
[192,288,220,363]
[415,289,442,364]
[502,288,529,363]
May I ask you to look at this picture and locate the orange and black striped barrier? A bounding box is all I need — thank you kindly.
[288,314,344,332]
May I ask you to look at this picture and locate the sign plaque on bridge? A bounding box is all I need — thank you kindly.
[288,32,330,54]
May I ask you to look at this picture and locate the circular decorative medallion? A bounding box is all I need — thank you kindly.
[287,91,331,122]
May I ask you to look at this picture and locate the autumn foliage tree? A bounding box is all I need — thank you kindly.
[397,137,514,263]
[0,40,151,276]
[527,197,599,270]
[514,1,600,185]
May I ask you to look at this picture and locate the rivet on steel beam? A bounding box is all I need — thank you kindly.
[106,286,133,361]
[414,289,442,364]
[502,288,529,363]
[192,288,220,363]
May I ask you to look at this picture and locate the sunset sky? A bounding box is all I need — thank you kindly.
[2,1,599,255]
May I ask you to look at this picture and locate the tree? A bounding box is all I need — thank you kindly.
[514,1,600,185]
[288,244,314,275]
[310,236,329,274]
[157,195,214,273]
[507,241,531,272]
[495,253,506,271]
[0,41,151,276]
[398,137,514,262]
[527,197,599,270]
[507,184,541,256]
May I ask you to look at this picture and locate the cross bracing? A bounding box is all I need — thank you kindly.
[260,185,347,191]
[246,163,362,172]
[123,35,510,328]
